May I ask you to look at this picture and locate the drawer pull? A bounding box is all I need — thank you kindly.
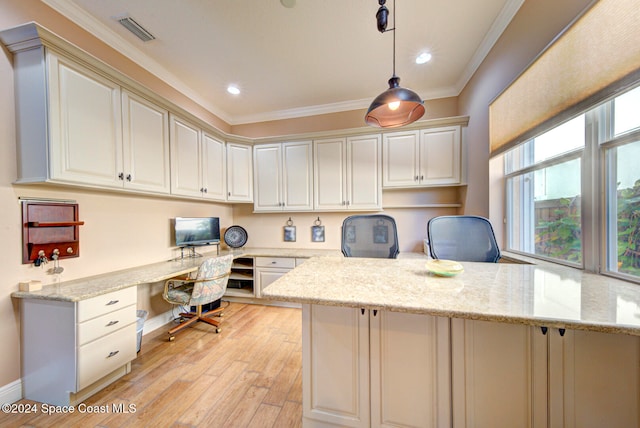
[106,320,119,327]
[106,300,119,306]
[107,350,120,358]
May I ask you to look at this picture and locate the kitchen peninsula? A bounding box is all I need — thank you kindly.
[262,256,640,427]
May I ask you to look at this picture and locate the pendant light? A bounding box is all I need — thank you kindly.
[365,0,425,128]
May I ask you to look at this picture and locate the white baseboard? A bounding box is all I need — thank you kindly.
[141,309,175,335]
[0,379,23,404]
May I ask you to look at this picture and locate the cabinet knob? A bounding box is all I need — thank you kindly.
[126,174,132,181]
[203,188,208,193]
[118,172,124,180]
[107,350,120,358]
[415,175,419,181]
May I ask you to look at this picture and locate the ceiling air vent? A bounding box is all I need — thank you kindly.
[117,16,155,42]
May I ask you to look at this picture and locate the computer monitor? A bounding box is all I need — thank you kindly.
[174,217,220,247]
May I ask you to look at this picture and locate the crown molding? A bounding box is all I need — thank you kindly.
[40,0,233,123]
[454,0,525,94]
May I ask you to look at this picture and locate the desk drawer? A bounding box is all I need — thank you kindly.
[77,304,136,346]
[255,257,296,269]
[77,322,136,391]
[77,287,136,322]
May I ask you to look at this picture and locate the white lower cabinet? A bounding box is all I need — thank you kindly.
[451,319,640,428]
[21,287,137,405]
[254,257,306,298]
[302,304,451,428]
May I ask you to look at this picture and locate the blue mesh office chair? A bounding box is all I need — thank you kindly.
[341,214,399,258]
[426,215,501,262]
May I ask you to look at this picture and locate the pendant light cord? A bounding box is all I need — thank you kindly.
[392,0,396,78]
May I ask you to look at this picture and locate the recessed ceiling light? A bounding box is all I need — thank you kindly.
[416,52,432,64]
[227,85,240,95]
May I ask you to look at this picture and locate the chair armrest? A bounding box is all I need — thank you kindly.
[189,271,231,284]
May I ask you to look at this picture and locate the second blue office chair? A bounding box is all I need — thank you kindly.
[426,215,501,262]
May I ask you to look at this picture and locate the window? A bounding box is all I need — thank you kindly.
[504,84,640,281]
[505,116,584,266]
[604,86,640,280]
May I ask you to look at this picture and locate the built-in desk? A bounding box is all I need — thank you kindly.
[11,247,340,406]
[12,256,209,406]
[261,257,640,427]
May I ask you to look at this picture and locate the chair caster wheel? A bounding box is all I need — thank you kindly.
[216,328,221,333]
[168,335,175,341]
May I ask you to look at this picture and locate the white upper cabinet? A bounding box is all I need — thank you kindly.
[253,141,313,212]
[121,90,170,193]
[201,132,227,201]
[383,125,462,188]
[47,51,124,188]
[382,130,421,187]
[169,115,202,198]
[226,142,253,202]
[7,40,170,194]
[169,114,226,201]
[314,134,382,211]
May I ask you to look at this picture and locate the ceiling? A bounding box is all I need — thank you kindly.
[42,0,523,125]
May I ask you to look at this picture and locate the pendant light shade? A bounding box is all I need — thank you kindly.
[365,76,425,128]
[365,0,425,128]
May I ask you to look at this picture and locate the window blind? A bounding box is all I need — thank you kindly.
[490,0,640,155]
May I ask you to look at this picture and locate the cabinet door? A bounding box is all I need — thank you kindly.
[347,134,382,210]
[47,52,123,188]
[382,130,420,188]
[254,144,283,211]
[201,133,226,201]
[370,311,451,428]
[169,115,202,198]
[550,328,640,428]
[282,141,313,210]
[303,304,370,427]
[420,126,461,185]
[227,143,253,202]
[254,267,290,298]
[314,138,347,210]
[121,90,170,194]
[451,319,548,428]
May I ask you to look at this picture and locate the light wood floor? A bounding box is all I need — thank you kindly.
[2,303,303,428]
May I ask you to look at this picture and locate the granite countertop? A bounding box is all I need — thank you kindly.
[11,257,206,302]
[261,256,640,336]
[11,247,342,302]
